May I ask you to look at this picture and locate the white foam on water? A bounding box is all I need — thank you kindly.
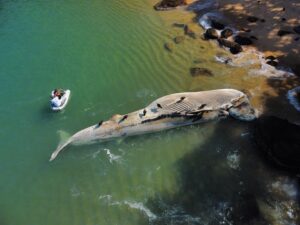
[103,148,122,164]
[101,197,157,220]
[248,51,295,78]
[122,200,157,220]
[271,179,298,199]
[91,150,101,159]
[199,12,222,30]
[287,87,300,112]
[215,55,233,65]
[70,185,82,197]
[98,194,112,203]
[226,151,240,170]
[240,132,249,137]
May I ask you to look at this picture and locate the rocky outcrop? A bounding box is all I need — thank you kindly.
[218,38,236,48]
[294,25,300,34]
[229,43,243,54]
[154,0,184,11]
[204,28,219,39]
[184,25,196,38]
[253,116,300,172]
[234,35,253,45]
[164,43,174,52]
[174,36,185,44]
[247,16,259,23]
[210,19,225,30]
[277,30,293,37]
[221,28,233,38]
[190,67,213,77]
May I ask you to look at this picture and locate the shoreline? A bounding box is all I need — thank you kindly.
[152,0,300,122]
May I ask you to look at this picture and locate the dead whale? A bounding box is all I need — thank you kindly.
[50,89,256,161]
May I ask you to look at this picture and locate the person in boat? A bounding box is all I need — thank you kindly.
[53,88,65,98]
[51,95,62,108]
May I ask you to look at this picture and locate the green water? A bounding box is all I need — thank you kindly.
[0,1,299,225]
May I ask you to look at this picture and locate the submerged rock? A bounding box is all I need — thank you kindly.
[229,43,243,54]
[204,28,219,39]
[218,38,237,48]
[277,30,293,37]
[253,116,300,171]
[211,19,225,30]
[174,36,185,44]
[234,35,253,45]
[247,16,259,23]
[173,22,186,28]
[265,55,277,61]
[190,67,213,77]
[266,60,278,67]
[250,35,258,40]
[184,25,196,38]
[294,25,300,34]
[164,42,174,52]
[154,0,184,10]
[240,27,251,32]
[221,28,233,38]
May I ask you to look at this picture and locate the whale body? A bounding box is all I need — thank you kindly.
[50,89,256,161]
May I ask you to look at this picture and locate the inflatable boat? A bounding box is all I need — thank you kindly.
[50,89,71,111]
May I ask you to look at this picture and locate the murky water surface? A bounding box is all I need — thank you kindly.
[0,1,299,225]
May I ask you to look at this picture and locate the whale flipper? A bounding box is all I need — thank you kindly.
[49,139,72,161]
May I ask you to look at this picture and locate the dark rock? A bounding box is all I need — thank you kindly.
[173,23,186,28]
[253,116,300,171]
[173,22,186,28]
[234,35,253,45]
[230,43,243,54]
[204,28,219,39]
[221,28,233,38]
[184,25,196,38]
[266,60,278,67]
[174,36,185,44]
[217,38,237,48]
[293,25,300,34]
[281,17,286,22]
[211,20,225,30]
[154,0,184,10]
[240,28,251,32]
[193,59,205,64]
[295,37,300,41]
[277,30,293,37]
[250,35,258,40]
[190,67,213,77]
[247,16,259,23]
[231,193,261,224]
[164,43,174,52]
[260,19,266,23]
[265,55,277,61]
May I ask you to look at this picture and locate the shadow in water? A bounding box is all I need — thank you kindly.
[141,119,299,225]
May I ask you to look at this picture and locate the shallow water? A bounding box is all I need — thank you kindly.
[0,1,299,225]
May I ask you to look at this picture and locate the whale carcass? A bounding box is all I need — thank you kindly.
[50,89,256,161]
